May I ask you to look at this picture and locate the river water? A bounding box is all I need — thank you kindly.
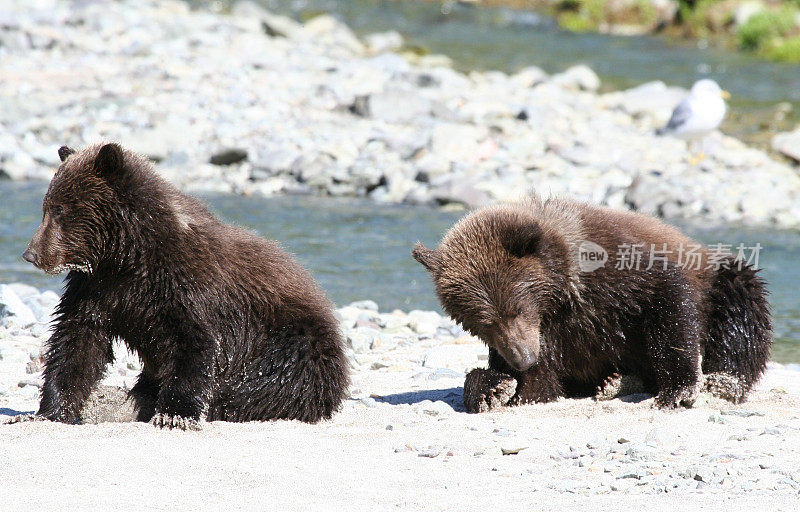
[1,182,798,362]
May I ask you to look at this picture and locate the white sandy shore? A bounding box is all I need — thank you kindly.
[3,331,800,510]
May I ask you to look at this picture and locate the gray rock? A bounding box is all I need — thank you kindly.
[18,377,43,388]
[364,30,404,54]
[7,283,39,300]
[720,409,764,418]
[360,397,377,408]
[426,368,463,380]
[509,66,548,88]
[586,436,606,450]
[0,284,37,328]
[407,310,441,335]
[610,478,636,491]
[417,399,454,416]
[210,148,248,166]
[126,123,197,162]
[231,1,303,39]
[693,466,715,483]
[551,65,601,92]
[250,147,301,177]
[303,15,365,56]
[417,446,442,458]
[430,180,491,209]
[429,123,489,161]
[772,130,800,162]
[645,427,676,448]
[355,87,433,124]
[422,345,484,370]
[39,291,60,308]
[0,152,38,180]
[0,347,30,363]
[348,300,379,311]
[347,328,382,354]
[626,444,659,461]
[605,81,686,120]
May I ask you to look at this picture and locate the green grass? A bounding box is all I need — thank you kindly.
[555,0,604,32]
[736,8,798,50]
[735,6,800,62]
[677,0,728,38]
[555,0,658,33]
[764,35,800,62]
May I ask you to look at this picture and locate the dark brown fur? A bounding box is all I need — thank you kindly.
[413,196,771,411]
[24,143,349,427]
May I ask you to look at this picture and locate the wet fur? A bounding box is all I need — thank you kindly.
[414,195,772,410]
[28,143,349,425]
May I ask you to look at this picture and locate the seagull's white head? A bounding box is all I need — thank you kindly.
[691,79,728,99]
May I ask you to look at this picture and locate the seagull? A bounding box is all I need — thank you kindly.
[656,79,730,164]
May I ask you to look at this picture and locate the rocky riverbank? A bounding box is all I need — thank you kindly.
[3,283,800,506]
[1,0,799,229]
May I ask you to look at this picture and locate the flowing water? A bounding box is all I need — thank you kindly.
[2,182,798,361]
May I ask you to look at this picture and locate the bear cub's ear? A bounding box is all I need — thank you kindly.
[58,146,75,162]
[412,242,441,273]
[93,143,125,183]
[500,221,542,258]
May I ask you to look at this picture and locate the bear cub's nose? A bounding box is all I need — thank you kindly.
[22,249,39,266]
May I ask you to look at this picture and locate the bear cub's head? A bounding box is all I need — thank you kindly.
[23,143,136,275]
[413,206,568,372]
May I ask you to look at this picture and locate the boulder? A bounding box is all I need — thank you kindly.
[772,130,800,163]
[0,284,37,328]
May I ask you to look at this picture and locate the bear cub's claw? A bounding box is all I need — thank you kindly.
[151,413,202,431]
[463,368,517,413]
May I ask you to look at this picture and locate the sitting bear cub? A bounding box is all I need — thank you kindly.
[23,143,349,429]
[413,195,771,412]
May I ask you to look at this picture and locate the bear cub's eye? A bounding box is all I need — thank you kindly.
[51,205,64,217]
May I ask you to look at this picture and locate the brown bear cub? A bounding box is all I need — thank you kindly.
[23,143,349,429]
[413,195,771,412]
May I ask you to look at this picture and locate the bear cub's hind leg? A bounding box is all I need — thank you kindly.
[646,271,702,409]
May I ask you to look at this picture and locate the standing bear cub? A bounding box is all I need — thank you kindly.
[23,143,349,429]
[413,195,771,412]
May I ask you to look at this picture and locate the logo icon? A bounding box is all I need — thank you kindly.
[578,241,607,272]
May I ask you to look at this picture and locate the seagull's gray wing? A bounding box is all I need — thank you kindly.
[656,99,693,135]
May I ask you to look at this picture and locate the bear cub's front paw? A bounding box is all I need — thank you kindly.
[151,413,202,431]
[463,368,517,413]
[654,385,698,409]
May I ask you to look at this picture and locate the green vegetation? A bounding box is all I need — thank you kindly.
[545,0,800,63]
[555,0,658,33]
[735,7,800,62]
[737,8,797,50]
[676,0,730,38]
[764,35,800,61]
[556,0,605,32]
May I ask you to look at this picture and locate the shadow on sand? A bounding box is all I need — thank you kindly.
[0,408,34,417]
[375,387,466,412]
